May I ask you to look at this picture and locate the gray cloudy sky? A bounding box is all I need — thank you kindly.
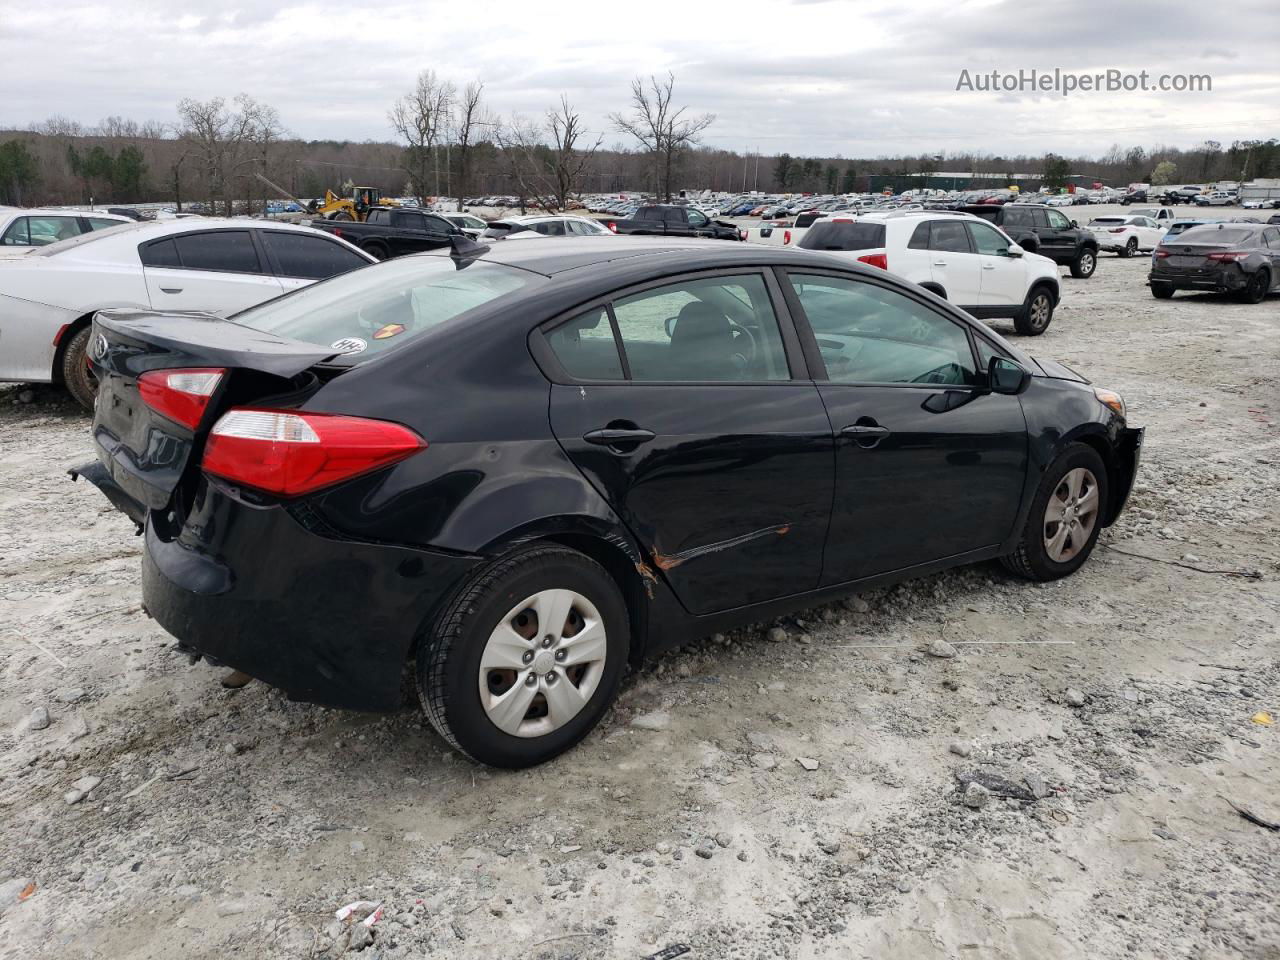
[3,0,1277,157]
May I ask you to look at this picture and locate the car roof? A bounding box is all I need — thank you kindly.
[420,235,866,278]
[31,216,354,257]
[0,207,132,220]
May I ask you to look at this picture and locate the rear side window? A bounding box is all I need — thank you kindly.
[140,238,181,267]
[2,216,82,246]
[968,222,1012,256]
[637,208,662,222]
[929,221,971,254]
[86,218,124,231]
[545,308,623,380]
[798,222,886,252]
[1003,208,1033,227]
[393,211,426,230]
[173,231,262,273]
[908,223,930,249]
[366,209,389,225]
[262,232,369,280]
[532,220,567,236]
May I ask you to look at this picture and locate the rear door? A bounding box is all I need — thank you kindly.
[781,270,1027,583]
[140,230,284,315]
[542,270,832,615]
[923,219,982,307]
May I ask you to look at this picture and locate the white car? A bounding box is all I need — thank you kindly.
[796,211,1062,335]
[1043,195,1075,207]
[479,214,613,241]
[0,208,134,252]
[1087,215,1166,257]
[1194,191,1235,207]
[0,219,375,409]
[440,213,488,237]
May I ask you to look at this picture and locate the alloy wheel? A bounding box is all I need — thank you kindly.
[478,588,607,738]
[1043,467,1099,563]
[1028,293,1051,331]
[1078,251,1095,276]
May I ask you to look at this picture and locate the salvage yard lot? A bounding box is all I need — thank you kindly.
[1,254,1278,959]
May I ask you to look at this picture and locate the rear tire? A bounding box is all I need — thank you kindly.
[416,544,629,768]
[1070,248,1097,279]
[61,326,97,412]
[362,242,389,261]
[1151,281,1175,299]
[1013,286,1055,336]
[1235,269,1270,304]
[1002,443,1108,582]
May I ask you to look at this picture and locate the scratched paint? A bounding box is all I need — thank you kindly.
[652,524,791,572]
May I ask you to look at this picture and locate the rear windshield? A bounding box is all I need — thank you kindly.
[233,255,540,359]
[1176,226,1257,245]
[798,221,886,251]
[481,221,528,239]
[1089,218,1124,225]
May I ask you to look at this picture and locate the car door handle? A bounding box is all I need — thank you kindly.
[932,260,947,266]
[160,287,183,294]
[841,424,890,438]
[583,427,656,448]
[982,263,997,270]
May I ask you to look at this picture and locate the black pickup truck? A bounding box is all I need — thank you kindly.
[307,207,461,259]
[601,204,741,240]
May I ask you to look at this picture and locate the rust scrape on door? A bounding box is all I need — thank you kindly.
[652,524,791,572]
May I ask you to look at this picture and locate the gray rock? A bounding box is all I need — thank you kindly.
[349,840,366,853]
[17,389,34,403]
[630,711,671,732]
[1024,772,1050,800]
[766,627,788,643]
[752,753,778,770]
[962,782,990,809]
[714,833,732,848]
[796,757,820,771]
[345,923,375,951]
[54,688,86,704]
[1064,688,1087,707]
[1153,828,1177,841]
[0,877,32,916]
[64,774,102,805]
[216,900,247,917]
[926,639,958,659]
[68,715,90,742]
[695,842,715,860]
[949,742,971,758]
[896,878,913,893]
[175,884,201,898]
[819,841,841,856]
[843,596,871,614]
[27,706,50,731]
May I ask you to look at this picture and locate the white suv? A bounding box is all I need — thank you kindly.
[796,211,1062,335]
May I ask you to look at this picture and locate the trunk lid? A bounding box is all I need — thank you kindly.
[84,309,337,516]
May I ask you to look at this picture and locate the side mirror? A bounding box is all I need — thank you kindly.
[1006,243,1024,258]
[1070,219,1079,227]
[988,356,1030,395]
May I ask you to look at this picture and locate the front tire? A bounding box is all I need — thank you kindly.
[416,544,629,768]
[1070,248,1097,279]
[1013,286,1055,336]
[61,326,98,412]
[1002,443,1108,581]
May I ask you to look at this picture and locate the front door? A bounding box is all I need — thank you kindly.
[1036,207,1077,260]
[543,271,833,615]
[781,270,1028,583]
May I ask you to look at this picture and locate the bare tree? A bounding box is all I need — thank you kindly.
[388,70,454,199]
[176,95,281,215]
[452,81,489,211]
[609,73,714,200]
[497,96,603,211]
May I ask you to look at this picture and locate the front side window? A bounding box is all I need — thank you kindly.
[687,209,709,227]
[173,231,262,273]
[552,274,790,383]
[1046,209,1072,229]
[533,220,567,236]
[967,222,1011,256]
[262,232,369,280]
[788,273,977,386]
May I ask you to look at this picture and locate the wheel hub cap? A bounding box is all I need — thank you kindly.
[1043,466,1099,563]
[477,588,608,739]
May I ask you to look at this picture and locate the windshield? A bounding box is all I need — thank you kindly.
[233,255,540,358]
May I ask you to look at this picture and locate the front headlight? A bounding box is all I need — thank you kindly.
[1094,388,1126,419]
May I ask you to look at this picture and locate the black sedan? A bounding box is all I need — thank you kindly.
[1150,222,1280,302]
[75,237,1142,768]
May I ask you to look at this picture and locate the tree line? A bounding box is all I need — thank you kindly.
[1,80,1276,209]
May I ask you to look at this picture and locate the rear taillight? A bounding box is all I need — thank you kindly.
[1206,251,1248,262]
[331,227,344,238]
[138,368,225,429]
[1154,249,1170,259]
[783,229,792,245]
[606,222,617,233]
[202,409,426,497]
[858,253,888,270]
[1108,228,1127,233]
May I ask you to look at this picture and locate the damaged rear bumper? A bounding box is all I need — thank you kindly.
[142,481,481,711]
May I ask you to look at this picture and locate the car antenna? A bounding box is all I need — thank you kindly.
[449,234,488,266]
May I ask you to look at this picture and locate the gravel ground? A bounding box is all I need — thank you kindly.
[1,250,1277,960]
